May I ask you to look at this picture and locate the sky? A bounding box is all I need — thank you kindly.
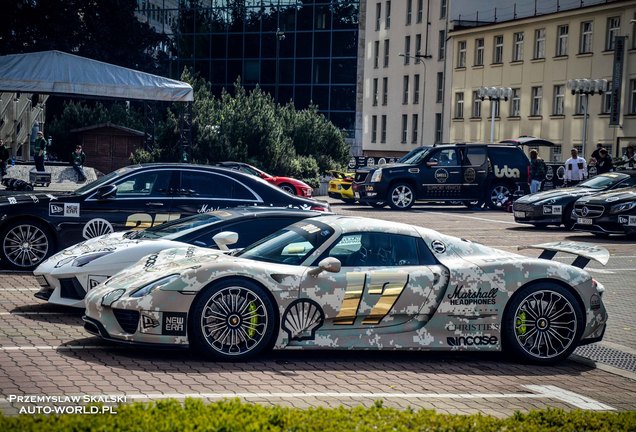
[452,0,607,22]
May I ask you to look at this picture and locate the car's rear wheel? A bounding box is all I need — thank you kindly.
[279,184,296,195]
[0,220,54,270]
[388,183,415,210]
[487,183,512,209]
[503,283,583,364]
[190,279,276,361]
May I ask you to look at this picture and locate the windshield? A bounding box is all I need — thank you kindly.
[73,167,131,195]
[236,220,334,265]
[132,211,232,239]
[401,147,432,164]
[578,173,629,190]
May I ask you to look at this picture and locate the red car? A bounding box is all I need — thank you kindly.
[217,161,313,197]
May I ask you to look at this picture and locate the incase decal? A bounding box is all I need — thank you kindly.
[447,335,498,346]
[162,312,187,336]
[49,202,80,217]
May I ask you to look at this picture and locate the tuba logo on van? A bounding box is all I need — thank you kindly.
[494,165,520,178]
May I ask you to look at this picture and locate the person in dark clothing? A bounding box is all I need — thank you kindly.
[34,131,47,172]
[71,145,87,182]
[595,148,613,174]
[0,140,9,177]
[529,149,546,193]
[591,143,604,161]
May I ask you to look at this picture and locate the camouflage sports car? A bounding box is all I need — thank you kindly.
[84,215,608,364]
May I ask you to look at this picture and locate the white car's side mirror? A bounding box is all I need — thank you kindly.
[212,231,238,251]
[308,257,341,276]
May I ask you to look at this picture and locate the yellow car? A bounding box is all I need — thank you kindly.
[328,170,356,203]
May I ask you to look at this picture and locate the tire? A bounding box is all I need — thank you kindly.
[369,201,386,209]
[189,279,277,361]
[0,220,54,270]
[279,184,296,195]
[388,183,415,210]
[502,283,583,364]
[486,183,512,210]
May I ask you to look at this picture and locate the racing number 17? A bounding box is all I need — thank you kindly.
[334,271,409,325]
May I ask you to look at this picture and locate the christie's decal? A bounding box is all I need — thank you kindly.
[48,202,80,217]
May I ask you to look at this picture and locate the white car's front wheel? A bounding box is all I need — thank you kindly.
[190,279,277,361]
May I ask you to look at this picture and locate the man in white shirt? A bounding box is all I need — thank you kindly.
[564,148,587,186]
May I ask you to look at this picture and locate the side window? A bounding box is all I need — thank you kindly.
[438,149,459,166]
[226,217,302,248]
[326,232,420,267]
[464,148,487,166]
[417,239,438,265]
[115,171,171,198]
[181,171,233,198]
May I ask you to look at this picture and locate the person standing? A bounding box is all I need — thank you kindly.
[591,143,604,161]
[71,145,87,182]
[564,148,587,186]
[529,149,546,193]
[621,145,635,170]
[596,148,613,174]
[34,130,47,172]
[0,139,9,177]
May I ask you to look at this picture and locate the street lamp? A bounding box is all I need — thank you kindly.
[398,53,432,147]
[478,86,512,143]
[274,27,285,102]
[566,78,608,157]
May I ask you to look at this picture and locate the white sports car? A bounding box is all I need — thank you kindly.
[33,208,322,308]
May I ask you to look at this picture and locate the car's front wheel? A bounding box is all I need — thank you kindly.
[388,183,415,210]
[503,283,583,364]
[279,184,297,195]
[0,220,54,270]
[190,279,277,361]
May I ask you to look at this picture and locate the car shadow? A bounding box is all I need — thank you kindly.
[11,303,84,324]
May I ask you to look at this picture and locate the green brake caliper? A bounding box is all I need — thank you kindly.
[247,301,258,338]
[516,311,527,336]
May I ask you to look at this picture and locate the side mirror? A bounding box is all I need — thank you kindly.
[212,231,239,251]
[308,257,341,277]
[426,159,439,167]
[97,184,117,199]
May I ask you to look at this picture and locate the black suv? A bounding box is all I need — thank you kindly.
[353,144,530,210]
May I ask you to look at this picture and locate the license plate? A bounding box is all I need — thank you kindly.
[354,192,360,199]
[577,217,593,225]
[514,211,525,218]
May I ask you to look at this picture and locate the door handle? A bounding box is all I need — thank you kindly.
[477,170,487,173]
[146,202,164,207]
[450,171,460,174]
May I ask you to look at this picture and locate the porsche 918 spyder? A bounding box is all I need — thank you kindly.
[84,216,608,364]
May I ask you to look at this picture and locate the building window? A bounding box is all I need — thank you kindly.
[531,86,542,116]
[415,34,422,55]
[575,93,587,115]
[435,113,443,143]
[401,114,408,143]
[382,77,388,105]
[472,91,482,117]
[412,114,419,143]
[413,74,420,104]
[493,35,503,63]
[510,88,521,116]
[417,0,423,23]
[534,28,545,59]
[375,3,381,31]
[403,75,410,105]
[553,85,564,115]
[371,115,377,143]
[383,39,390,67]
[606,16,620,50]
[632,13,636,49]
[436,72,444,103]
[406,0,412,25]
[381,115,387,143]
[455,92,464,118]
[404,36,411,65]
[385,1,391,29]
[374,41,380,68]
[629,79,636,113]
[474,38,484,66]
[438,30,446,60]
[602,82,613,114]
[493,99,501,117]
[512,32,524,61]
[556,25,568,56]
[457,41,466,68]
[552,145,562,162]
[372,78,379,106]
[440,0,447,19]
[580,21,593,53]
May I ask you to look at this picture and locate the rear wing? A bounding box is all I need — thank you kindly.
[328,170,354,180]
[517,241,609,269]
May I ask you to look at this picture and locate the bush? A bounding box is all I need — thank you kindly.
[1,399,634,432]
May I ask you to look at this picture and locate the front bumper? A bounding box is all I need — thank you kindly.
[352,182,388,203]
[512,202,565,225]
[572,213,635,235]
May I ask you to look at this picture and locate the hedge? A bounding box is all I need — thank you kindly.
[1,398,634,432]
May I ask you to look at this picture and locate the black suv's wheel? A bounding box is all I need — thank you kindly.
[388,183,415,210]
[0,220,54,270]
[502,283,583,364]
[190,279,277,361]
[486,183,512,209]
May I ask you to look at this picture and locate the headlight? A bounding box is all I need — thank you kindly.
[54,256,75,268]
[72,250,114,267]
[610,201,636,214]
[130,274,181,298]
[101,289,125,307]
[370,169,382,183]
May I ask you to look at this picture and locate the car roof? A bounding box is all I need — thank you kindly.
[310,215,422,237]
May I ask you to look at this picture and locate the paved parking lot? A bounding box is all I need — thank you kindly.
[1,200,635,416]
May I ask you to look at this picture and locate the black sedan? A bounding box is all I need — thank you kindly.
[0,163,330,269]
[572,186,636,236]
[513,172,636,229]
